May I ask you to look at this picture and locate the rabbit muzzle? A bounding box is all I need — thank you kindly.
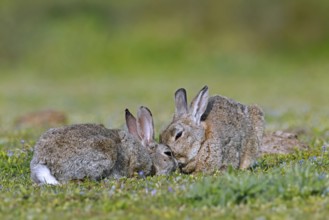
[178,158,197,174]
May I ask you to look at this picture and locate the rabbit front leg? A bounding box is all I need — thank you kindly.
[239,140,257,169]
[194,139,223,173]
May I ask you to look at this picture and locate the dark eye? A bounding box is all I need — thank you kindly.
[175,131,183,141]
[164,151,173,157]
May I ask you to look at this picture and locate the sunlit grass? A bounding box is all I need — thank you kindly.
[0,132,329,219]
[1,66,329,220]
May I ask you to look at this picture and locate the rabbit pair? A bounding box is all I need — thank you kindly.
[30,107,177,185]
[160,86,265,174]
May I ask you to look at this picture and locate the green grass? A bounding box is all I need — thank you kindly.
[1,68,329,219]
[0,132,329,220]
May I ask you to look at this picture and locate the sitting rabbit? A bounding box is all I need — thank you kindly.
[30,106,177,185]
[160,86,265,173]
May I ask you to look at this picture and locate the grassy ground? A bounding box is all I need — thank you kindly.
[1,64,329,219]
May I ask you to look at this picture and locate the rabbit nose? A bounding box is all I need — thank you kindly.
[178,162,186,169]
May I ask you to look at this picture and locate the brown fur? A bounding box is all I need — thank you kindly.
[160,86,265,174]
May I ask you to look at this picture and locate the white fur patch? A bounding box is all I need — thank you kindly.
[32,164,60,185]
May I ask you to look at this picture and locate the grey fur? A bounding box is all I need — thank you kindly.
[160,86,265,174]
[30,107,177,184]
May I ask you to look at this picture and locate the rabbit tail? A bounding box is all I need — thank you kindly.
[31,164,60,185]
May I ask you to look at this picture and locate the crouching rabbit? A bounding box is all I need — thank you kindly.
[160,86,264,173]
[31,106,177,185]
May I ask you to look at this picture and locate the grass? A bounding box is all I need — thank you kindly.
[1,66,329,219]
[0,136,329,219]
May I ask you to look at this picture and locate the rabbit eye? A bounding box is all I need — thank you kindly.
[175,131,183,141]
[164,151,173,157]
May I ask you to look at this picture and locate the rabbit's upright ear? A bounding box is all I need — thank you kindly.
[174,88,188,119]
[137,106,155,146]
[189,86,209,125]
[125,109,141,140]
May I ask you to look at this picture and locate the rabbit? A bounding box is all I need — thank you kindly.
[30,106,177,185]
[160,86,265,174]
[260,130,308,156]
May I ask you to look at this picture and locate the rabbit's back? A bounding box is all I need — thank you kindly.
[199,95,264,169]
[202,95,253,124]
[32,124,120,182]
[202,95,255,142]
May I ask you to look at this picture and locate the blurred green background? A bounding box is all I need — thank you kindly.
[0,0,328,132]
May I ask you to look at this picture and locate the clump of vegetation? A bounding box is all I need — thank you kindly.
[1,125,329,219]
[187,160,329,207]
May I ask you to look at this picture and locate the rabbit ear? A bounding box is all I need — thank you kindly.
[189,86,209,125]
[174,88,188,118]
[137,106,155,146]
[125,109,141,141]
